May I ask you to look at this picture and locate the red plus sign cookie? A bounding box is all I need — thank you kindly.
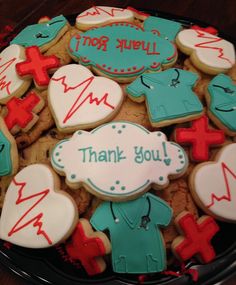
[171,211,219,263]
[175,115,225,161]
[66,219,111,276]
[16,46,60,89]
[4,91,44,133]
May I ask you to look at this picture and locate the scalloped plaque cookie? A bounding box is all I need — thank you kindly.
[51,121,188,201]
[69,22,177,82]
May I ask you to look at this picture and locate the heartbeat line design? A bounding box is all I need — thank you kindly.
[0,57,17,95]
[8,179,52,245]
[51,76,115,124]
[194,30,233,65]
[76,6,126,18]
[207,162,236,208]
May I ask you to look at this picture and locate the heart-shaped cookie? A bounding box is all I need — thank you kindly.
[0,164,78,248]
[48,64,123,133]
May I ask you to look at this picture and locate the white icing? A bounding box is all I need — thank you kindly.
[0,164,77,248]
[177,29,235,69]
[0,44,29,103]
[193,143,236,222]
[48,64,123,131]
[76,6,134,27]
[51,122,188,200]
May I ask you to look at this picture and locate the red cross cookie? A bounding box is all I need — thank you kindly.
[66,219,111,276]
[171,211,219,263]
[4,91,44,133]
[16,46,60,89]
[175,115,225,161]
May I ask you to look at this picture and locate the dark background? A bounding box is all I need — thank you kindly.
[0,0,236,284]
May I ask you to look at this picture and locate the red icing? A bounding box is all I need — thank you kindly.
[51,75,115,124]
[191,25,218,35]
[207,162,236,208]
[194,30,233,65]
[0,57,17,95]
[8,178,52,245]
[16,46,59,87]
[96,63,145,75]
[4,91,41,130]
[175,115,225,161]
[174,212,219,263]
[66,220,107,275]
[77,6,127,19]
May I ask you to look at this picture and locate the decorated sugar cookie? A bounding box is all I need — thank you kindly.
[176,29,235,74]
[126,68,203,127]
[69,22,177,82]
[206,74,236,136]
[51,121,188,201]
[11,15,69,52]
[4,91,45,134]
[172,211,219,263]
[189,143,236,223]
[48,64,123,132]
[175,115,225,161]
[66,218,111,275]
[143,16,182,41]
[90,192,172,273]
[16,46,60,90]
[0,44,31,104]
[0,164,78,248]
[76,6,134,30]
[0,117,18,176]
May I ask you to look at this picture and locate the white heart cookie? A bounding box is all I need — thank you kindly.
[0,164,78,248]
[48,64,123,132]
[190,143,236,222]
[0,44,31,104]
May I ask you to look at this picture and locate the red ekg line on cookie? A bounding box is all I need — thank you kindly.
[0,57,17,95]
[8,178,52,245]
[66,222,106,275]
[207,162,236,208]
[16,46,59,87]
[194,30,233,65]
[4,91,40,130]
[175,115,225,161]
[174,213,219,263]
[51,76,115,124]
[77,6,126,19]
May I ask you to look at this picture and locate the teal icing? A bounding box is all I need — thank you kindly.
[69,22,176,78]
[90,192,172,273]
[143,16,182,41]
[51,138,69,169]
[87,178,150,196]
[11,15,67,48]
[0,131,12,176]
[126,68,203,124]
[208,73,236,132]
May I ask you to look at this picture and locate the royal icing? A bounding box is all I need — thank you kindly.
[51,121,188,200]
[172,212,219,263]
[4,91,44,132]
[175,115,225,161]
[48,64,123,132]
[0,44,31,104]
[90,192,172,273]
[69,22,176,80]
[143,16,182,41]
[66,218,111,275]
[11,15,68,50]
[16,46,60,89]
[207,74,236,135]
[76,6,134,29]
[177,29,235,71]
[126,69,203,127]
[0,117,18,176]
[190,143,236,222]
[0,164,78,248]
